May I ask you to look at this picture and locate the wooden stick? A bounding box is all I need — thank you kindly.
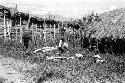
[16,25,18,41]
[61,22,64,37]
[9,20,12,39]
[7,20,10,39]
[58,23,60,31]
[62,22,63,28]
[54,24,56,41]
[31,23,35,45]
[50,24,51,28]
[7,20,9,33]
[28,15,31,28]
[44,19,46,45]
[20,17,22,44]
[4,14,6,41]
[35,24,38,47]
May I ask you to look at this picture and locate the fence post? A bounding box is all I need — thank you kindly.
[31,23,35,45]
[4,14,6,41]
[9,20,12,39]
[50,24,52,28]
[36,24,39,47]
[6,20,9,39]
[54,24,56,41]
[20,17,22,44]
[44,19,46,45]
[16,25,18,41]
[58,23,60,32]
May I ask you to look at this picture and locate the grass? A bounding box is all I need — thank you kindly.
[0,37,125,83]
[0,77,6,83]
[32,52,125,83]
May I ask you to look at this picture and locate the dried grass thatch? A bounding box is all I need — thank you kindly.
[91,8,125,39]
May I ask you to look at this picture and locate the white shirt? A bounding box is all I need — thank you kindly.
[59,40,62,47]
[63,42,68,48]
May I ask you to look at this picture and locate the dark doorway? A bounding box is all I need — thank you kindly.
[22,32,32,49]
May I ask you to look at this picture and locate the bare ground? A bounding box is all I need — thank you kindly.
[0,55,38,83]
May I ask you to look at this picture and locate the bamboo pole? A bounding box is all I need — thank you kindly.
[44,23,47,44]
[62,22,63,29]
[6,20,10,40]
[31,23,34,45]
[9,20,12,39]
[50,24,51,28]
[54,24,56,41]
[44,19,46,45]
[39,25,42,40]
[28,14,31,29]
[6,20,9,39]
[62,22,63,37]
[32,24,36,47]
[36,24,38,32]
[16,25,18,41]
[20,17,22,44]
[58,23,60,31]
[35,24,39,47]
[4,14,6,41]
[7,21,9,33]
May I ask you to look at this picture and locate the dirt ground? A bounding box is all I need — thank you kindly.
[0,55,38,83]
[1,53,125,83]
[0,55,67,83]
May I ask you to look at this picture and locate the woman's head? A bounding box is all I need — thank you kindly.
[61,37,64,42]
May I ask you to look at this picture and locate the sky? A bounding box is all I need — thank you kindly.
[0,0,125,18]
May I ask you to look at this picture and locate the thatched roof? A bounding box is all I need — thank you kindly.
[91,8,125,39]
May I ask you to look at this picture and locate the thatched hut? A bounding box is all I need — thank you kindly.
[91,8,125,39]
[89,8,125,54]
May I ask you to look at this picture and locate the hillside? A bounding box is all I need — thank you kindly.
[31,13,76,22]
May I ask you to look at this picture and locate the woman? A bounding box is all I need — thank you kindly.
[58,37,69,55]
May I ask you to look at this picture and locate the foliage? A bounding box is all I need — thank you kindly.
[75,11,101,37]
[0,37,125,83]
[1,7,125,83]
